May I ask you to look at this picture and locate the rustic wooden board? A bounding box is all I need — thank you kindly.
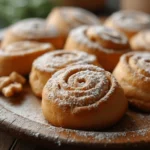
[0,131,15,150]
[0,84,150,149]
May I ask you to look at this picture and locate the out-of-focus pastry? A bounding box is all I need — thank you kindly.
[1,18,65,49]
[105,10,150,39]
[130,30,150,51]
[0,41,54,76]
[46,7,101,36]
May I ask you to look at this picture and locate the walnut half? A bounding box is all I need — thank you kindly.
[10,72,26,84]
[0,72,26,97]
[2,83,23,97]
[0,77,12,90]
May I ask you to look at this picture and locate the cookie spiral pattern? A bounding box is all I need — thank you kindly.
[130,30,150,51]
[42,64,127,129]
[105,10,150,39]
[30,50,100,97]
[33,50,100,72]
[113,52,150,112]
[65,25,130,71]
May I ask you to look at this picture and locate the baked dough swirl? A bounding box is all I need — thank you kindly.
[130,30,150,51]
[65,25,130,71]
[46,7,101,35]
[105,10,150,39]
[0,41,54,76]
[30,50,100,97]
[42,64,128,129]
[1,18,65,49]
[113,52,150,112]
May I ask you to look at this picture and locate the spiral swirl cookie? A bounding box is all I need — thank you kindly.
[46,7,101,36]
[105,10,150,39]
[0,41,54,76]
[42,64,127,129]
[1,18,65,49]
[65,25,130,71]
[113,52,150,112]
[130,30,150,51]
[30,50,100,97]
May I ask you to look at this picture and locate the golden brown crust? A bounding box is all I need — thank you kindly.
[130,30,150,51]
[1,18,66,49]
[42,64,128,129]
[46,7,101,35]
[113,52,150,112]
[30,50,101,97]
[65,25,130,71]
[105,10,150,39]
[0,41,54,76]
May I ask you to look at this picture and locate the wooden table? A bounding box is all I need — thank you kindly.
[0,131,49,150]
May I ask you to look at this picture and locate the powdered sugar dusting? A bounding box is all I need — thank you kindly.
[128,52,150,77]
[3,41,52,54]
[33,50,98,72]
[59,7,101,31]
[10,18,60,39]
[87,26,128,44]
[109,10,150,31]
[69,25,130,53]
[0,83,150,146]
[45,64,118,109]
[135,129,148,136]
[132,30,150,50]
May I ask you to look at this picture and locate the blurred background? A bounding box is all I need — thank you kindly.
[0,0,150,27]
